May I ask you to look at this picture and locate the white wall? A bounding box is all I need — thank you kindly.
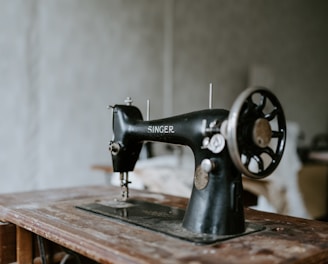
[1,0,327,193]
[0,0,165,192]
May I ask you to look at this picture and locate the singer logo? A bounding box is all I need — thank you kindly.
[147,125,175,134]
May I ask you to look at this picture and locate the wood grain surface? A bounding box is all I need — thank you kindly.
[0,185,327,264]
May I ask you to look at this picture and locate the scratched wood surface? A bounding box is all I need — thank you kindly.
[0,185,327,264]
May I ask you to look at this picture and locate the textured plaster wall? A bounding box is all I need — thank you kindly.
[1,0,327,193]
[0,0,165,193]
[173,0,328,120]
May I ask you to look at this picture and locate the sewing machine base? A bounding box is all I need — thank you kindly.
[77,199,264,244]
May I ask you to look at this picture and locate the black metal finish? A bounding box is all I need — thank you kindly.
[110,105,246,235]
[37,235,47,264]
[109,89,286,237]
[235,89,286,178]
[111,105,144,172]
[182,150,245,235]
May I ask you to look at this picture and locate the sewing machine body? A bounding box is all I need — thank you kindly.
[111,105,245,235]
[81,87,286,242]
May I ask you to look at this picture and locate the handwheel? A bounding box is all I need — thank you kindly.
[227,87,286,179]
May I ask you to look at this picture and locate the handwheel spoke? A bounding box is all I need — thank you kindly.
[256,94,267,112]
[247,96,254,107]
[272,130,284,139]
[243,154,251,168]
[265,108,278,121]
[252,155,264,172]
[227,87,286,179]
[243,97,256,115]
[262,146,277,160]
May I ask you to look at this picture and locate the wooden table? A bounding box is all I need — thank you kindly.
[0,185,328,264]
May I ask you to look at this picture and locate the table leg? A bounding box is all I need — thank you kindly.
[16,226,33,264]
[0,222,16,264]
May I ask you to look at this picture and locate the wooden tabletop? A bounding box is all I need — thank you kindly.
[0,185,328,264]
[308,151,328,164]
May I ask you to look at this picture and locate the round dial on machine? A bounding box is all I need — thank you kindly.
[226,87,287,179]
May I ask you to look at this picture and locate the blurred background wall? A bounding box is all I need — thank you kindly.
[1,0,327,193]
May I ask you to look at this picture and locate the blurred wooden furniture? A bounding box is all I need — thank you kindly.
[91,165,113,174]
[0,185,328,264]
[0,222,16,263]
[298,150,328,220]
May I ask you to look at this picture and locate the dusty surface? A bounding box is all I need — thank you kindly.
[0,185,327,264]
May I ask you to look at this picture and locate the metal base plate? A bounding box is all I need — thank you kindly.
[77,199,264,244]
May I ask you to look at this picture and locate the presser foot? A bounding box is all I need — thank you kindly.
[77,199,265,244]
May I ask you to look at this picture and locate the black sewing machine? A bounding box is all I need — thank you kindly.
[79,87,286,244]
